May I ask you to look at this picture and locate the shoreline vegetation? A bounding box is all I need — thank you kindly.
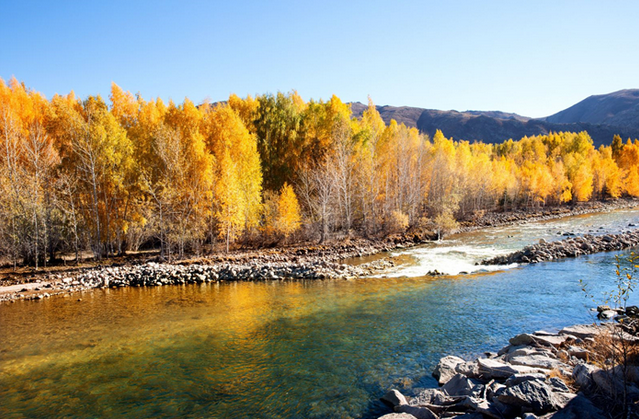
[2,79,639,276]
[1,198,638,303]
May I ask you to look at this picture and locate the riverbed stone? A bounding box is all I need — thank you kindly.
[381,389,408,407]
[409,388,453,406]
[559,324,602,339]
[441,373,483,397]
[377,414,417,419]
[394,404,437,419]
[477,358,542,379]
[504,373,547,387]
[543,393,605,418]
[497,379,557,414]
[572,363,598,389]
[508,354,567,370]
[433,355,465,385]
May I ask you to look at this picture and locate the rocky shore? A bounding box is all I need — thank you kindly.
[0,239,410,302]
[1,199,637,303]
[482,230,639,266]
[378,323,634,419]
[459,198,639,233]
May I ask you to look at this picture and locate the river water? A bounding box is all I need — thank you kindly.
[1,209,639,419]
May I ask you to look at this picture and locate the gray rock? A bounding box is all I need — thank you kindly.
[441,373,483,397]
[504,373,547,387]
[559,324,601,339]
[433,355,465,385]
[381,389,408,407]
[548,377,570,393]
[497,379,557,414]
[409,388,452,406]
[508,354,567,370]
[455,361,481,378]
[447,414,483,419]
[573,363,598,389]
[459,397,515,419]
[597,309,616,320]
[509,333,537,346]
[477,358,543,379]
[543,393,605,418]
[394,404,437,419]
[566,345,589,360]
[377,414,417,419]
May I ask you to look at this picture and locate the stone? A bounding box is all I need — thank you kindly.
[459,397,515,419]
[509,333,537,346]
[441,374,483,397]
[559,324,601,340]
[548,377,570,393]
[394,404,437,419]
[508,354,567,370]
[377,414,417,419]
[543,393,605,418]
[409,388,452,406]
[381,389,408,407]
[455,361,481,378]
[497,379,557,414]
[433,355,465,385]
[477,358,543,379]
[626,305,639,316]
[566,345,589,360]
[597,310,616,320]
[504,373,547,387]
[572,363,598,389]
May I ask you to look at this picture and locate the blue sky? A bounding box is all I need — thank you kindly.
[2,0,638,117]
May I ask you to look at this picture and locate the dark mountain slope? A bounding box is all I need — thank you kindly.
[350,92,639,147]
[544,89,639,128]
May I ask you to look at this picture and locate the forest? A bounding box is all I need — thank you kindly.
[1,77,639,267]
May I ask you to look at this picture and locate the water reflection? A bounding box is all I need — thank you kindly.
[1,208,638,418]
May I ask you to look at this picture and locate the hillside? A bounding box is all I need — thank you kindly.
[544,89,639,128]
[351,90,639,147]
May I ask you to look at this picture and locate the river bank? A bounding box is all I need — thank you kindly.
[482,230,639,266]
[1,198,638,303]
[378,322,637,419]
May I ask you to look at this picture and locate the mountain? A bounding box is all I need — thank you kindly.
[350,90,639,147]
[544,89,639,128]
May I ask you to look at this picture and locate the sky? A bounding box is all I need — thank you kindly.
[1,0,638,118]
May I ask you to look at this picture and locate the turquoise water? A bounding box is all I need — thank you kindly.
[1,210,638,419]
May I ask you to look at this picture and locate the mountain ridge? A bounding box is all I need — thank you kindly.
[350,89,639,147]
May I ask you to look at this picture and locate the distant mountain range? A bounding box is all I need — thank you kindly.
[350,89,639,147]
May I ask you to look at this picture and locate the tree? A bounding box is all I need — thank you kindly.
[275,182,302,239]
[203,104,262,250]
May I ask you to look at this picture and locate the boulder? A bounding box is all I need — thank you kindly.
[433,355,465,385]
[455,361,481,379]
[441,373,483,397]
[543,393,605,418]
[477,358,543,379]
[497,379,558,414]
[597,310,616,320]
[504,373,547,387]
[381,389,408,407]
[394,404,437,419]
[566,345,589,360]
[573,363,598,389]
[508,354,567,370]
[548,377,571,393]
[409,388,453,406]
[559,324,601,340]
[377,414,417,419]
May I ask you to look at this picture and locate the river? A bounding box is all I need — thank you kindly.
[1,209,639,419]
